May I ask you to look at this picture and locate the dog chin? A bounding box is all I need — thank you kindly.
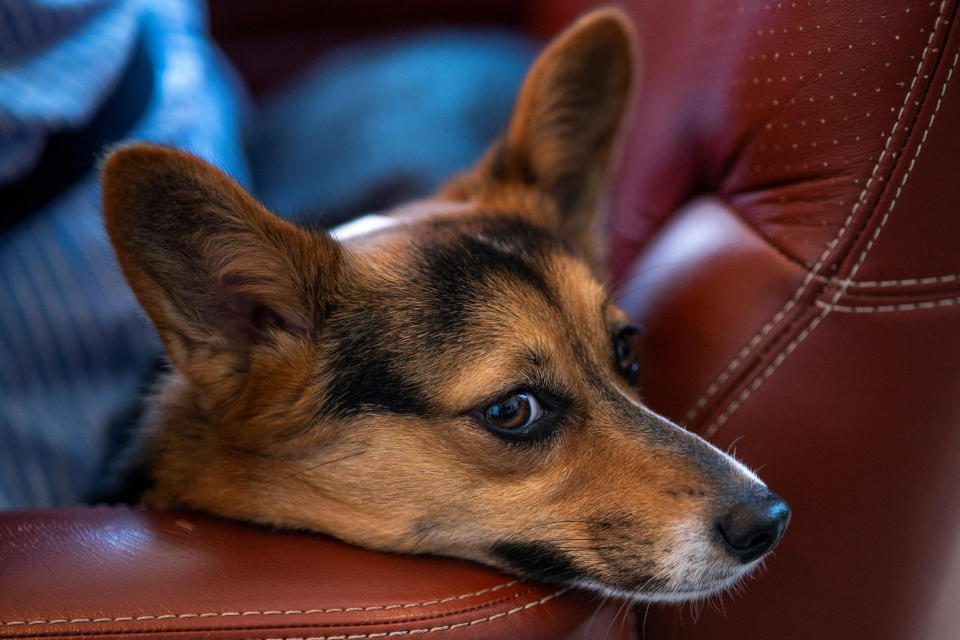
[571,560,762,603]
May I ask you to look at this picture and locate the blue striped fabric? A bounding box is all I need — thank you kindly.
[0,0,250,508]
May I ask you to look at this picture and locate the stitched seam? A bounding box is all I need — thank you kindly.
[703,21,958,438]
[816,272,960,288]
[816,295,960,313]
[258,588,568,640]
[0,593,536,638]
[0,581,519,627]
[820,285,960,300]
[682,0,952,427]
[0,594,537,639]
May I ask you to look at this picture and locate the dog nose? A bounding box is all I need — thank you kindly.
[716,489,791,564]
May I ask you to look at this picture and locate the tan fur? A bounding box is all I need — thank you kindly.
[101,9,783,601]
[442,8,635,272]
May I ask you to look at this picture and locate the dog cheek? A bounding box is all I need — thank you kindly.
[488,541,584,584]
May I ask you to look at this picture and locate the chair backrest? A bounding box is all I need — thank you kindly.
[533,0,960,638]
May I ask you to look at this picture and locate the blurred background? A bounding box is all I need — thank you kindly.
[0,0,552,510]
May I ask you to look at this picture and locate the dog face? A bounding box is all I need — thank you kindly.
[102,10,788,601]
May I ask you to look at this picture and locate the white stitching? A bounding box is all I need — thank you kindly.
[259,589,569,640]
[704,21,957,438]
[681,1,936,427]
[682,109,900,424]
[683,152,890,426]
[816,295,960,312]
[684,1,953,428]
[773,267,960,290]
[0,581,519,627]
[826,272,960,288]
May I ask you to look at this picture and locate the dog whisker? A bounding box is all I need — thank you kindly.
[591,601,612,638]
[583,587,612,634]
[725,434,745,456]
[640,601,652,639]
[511,519,604,536]
[264,450,367,490]
[409,523,439,552]
[549,544,623,553]
[541,536,600,542]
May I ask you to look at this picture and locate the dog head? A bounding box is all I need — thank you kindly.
[102,9,788,601]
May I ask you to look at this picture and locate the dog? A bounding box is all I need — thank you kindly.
[100,8,789,602]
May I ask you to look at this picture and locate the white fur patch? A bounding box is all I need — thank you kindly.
[330,214,398,241]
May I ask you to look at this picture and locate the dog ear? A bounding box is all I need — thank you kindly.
[102,145,341,386]
[457,9,635,261]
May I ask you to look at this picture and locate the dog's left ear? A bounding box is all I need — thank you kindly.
[102,145,341,393]
[456,9,636,261]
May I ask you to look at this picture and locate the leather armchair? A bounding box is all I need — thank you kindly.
[3,1,958,638]
[534,0,960,638]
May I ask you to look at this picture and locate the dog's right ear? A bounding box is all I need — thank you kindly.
[102,145,341,387]
[443,9,635,268]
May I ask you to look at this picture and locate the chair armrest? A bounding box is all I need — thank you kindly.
[0,507,631,639]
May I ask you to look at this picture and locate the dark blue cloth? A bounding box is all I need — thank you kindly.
[249,30,534,226]
[0,0,250,508]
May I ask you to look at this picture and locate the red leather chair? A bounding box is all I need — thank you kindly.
[535,0,960,638]
[3,1,958,638]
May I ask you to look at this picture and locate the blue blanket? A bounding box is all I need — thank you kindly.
[0,0,250,508]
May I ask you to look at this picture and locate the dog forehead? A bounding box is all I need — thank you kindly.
[413,216,562,304]
[407,214,612,343]
[318,213,611,418]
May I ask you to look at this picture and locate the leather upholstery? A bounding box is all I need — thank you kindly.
[533,0,960,637]
[0,508,632,639]
[3,2,958,638]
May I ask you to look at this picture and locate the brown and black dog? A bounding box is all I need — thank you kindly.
[101,9,789,601]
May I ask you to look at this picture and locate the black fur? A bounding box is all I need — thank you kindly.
[491,541,584,584]
[90,358,167,504]
[413,216,563,338]
[318,215,571,418]
[320,314,434,418]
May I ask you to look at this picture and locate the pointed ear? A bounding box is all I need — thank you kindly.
[102,144,341,385]
[468,9,636,258]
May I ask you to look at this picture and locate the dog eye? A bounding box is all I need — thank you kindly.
[483,392,544,432]
[613,325,642,385]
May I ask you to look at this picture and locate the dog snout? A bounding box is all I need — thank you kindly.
[715,488,790,564]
